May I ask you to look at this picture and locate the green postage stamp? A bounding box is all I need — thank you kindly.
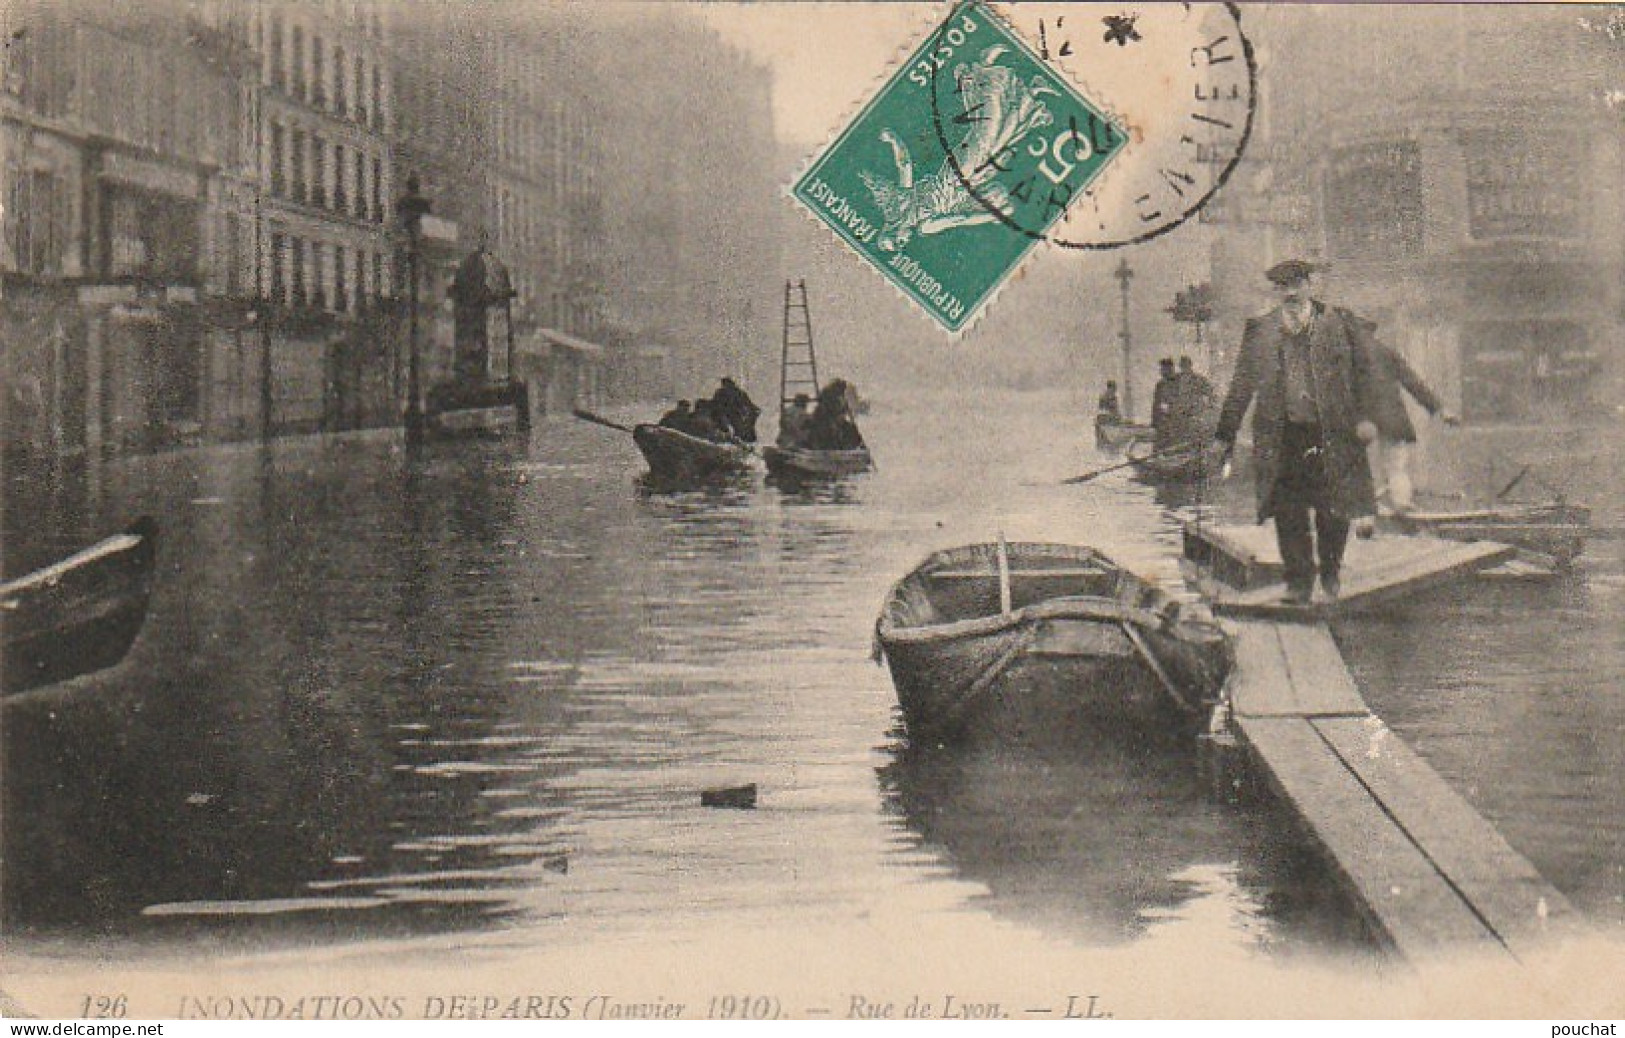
[791,1,1127,333]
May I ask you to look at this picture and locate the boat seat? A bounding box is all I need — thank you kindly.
[926,566,1112,581]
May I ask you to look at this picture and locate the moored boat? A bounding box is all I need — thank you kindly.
[875,541,1232,743]
[2,517,159,696]
[1386,501,1591,570]
[762,444,873,481]
[632,423,753,483]
[1094,414,1154,451]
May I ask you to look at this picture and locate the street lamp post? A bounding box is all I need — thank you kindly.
[1114,257,1135,421]
[398,174,431,447]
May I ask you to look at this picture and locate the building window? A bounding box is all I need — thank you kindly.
[333,143,346,211]
[292,128,307,202]
[1324,141,1422,261]
[269,122,285,197]
[291,25,305,99]
[269,13,285,90]
[291,237,307,306]
[371,64,383,130]
[1463,134,1581,241]
[334,244,348,312]
[353,54,365,121]
[371,156,382,223]
[225,213,242,295]
[271,231,287,303]
[354,151,367,219]
[312,240,326,309]
[333,45,346,113]
[313,136,327,207]
[312,35,326,108]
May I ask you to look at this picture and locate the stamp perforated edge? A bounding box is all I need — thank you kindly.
[783,1,1109,340]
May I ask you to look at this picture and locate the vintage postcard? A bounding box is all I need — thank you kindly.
[2,0,1623,1022]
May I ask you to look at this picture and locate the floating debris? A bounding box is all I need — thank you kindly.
[701,783,757,810]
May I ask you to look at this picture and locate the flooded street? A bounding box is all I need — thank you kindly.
[4,388,1622,1009]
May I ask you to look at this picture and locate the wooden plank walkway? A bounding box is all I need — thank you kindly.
[1225,620,1584,964]
[1186,523,1516,620]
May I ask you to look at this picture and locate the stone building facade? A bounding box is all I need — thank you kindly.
[1214,5,1624,425]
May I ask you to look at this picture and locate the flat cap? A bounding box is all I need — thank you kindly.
[1265,259,1322,285]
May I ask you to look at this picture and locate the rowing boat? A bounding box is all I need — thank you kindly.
[762,444,873,481]
[2,517,159,695]
[875,541,1232,743]
[1094,414,1154,451]
[632,423,752,482]
[1127,439,1211,483]
[1385,501,1591,570]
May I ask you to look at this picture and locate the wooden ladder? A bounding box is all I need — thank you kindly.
[780,279,820,409]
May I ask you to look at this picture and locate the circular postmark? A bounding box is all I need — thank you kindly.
[927,1,1257,250]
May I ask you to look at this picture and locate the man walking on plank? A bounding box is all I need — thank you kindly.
[1212,260,1380,606]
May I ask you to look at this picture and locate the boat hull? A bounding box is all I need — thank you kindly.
[1094,416,1154,451]
[876,542,1231,744]
[883,619,1193,743]
[2,519,158,695]
[762,445,872,480]
[1388,502,1590,569]
[424,379,529,439]
[633,424,752,482]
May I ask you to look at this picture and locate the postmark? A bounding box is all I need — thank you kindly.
[790,2,1129,333]
[943,2,1258,250]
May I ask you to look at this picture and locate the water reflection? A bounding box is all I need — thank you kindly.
[880,730,1240,942]
[4,388,1619,961]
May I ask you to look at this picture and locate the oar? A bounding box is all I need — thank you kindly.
[1061,441,1208,485]
[572,408,634,434]
[995,533,1013,616]
[1494,462,1533,502]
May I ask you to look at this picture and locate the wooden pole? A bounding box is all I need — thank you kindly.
[1115,258,1135,421]
[996,533,1013,616]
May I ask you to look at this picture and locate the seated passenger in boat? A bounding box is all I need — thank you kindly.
[807,380,866,450]
[658,400,694,432]
[777,393,813,448]
[712,377,762,443]
[1097,380,1121,420]
[689,399,729,442]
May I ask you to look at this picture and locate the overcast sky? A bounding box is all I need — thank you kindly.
[697,2,938,147]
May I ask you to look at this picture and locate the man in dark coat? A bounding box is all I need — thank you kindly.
[711,377,761,443]
[1150,357,1180,450]
[777,393,813,448]
[1175,356,1214,428]
[1362,329,1459,514]
[1213,260,1379,605]
[808,379,865,450]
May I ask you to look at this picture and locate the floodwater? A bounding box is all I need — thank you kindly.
[3,387,1621,1013]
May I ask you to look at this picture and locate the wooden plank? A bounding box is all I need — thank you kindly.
[1228,621,1368,719]
[1238,716,1507,960]
[1333,539,1516,610]
[929,567,1111,581]
[1211,595,1331,621]
[1273,623,1368,717]
[1313,716,1592,961]
[1213,538,1515,617]
[1183,522,1282,590]
[1227,621,1295,716]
